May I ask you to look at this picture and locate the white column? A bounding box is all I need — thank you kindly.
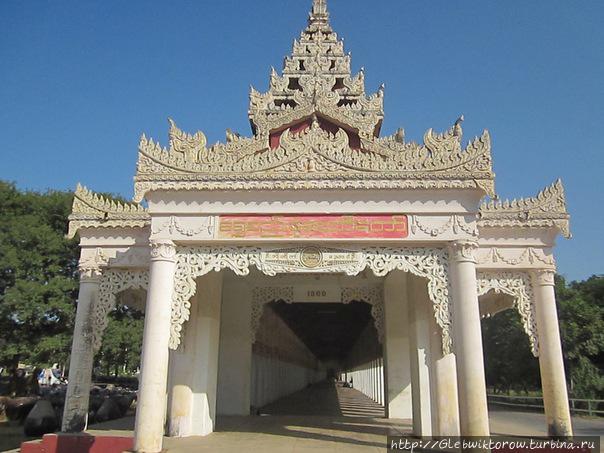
[372,359,377,401]
[380,358,385,406]
[217,277,252,415]
[408,275,433,436]
[427,296,461,436]
[134,240,176,453]
[62,266,102,432]
[449,240,490,436]
[433,353,461,436]
[532,270,573,436]
[375,360,380,404]
[377,358,383,405]
[384,271,413,418]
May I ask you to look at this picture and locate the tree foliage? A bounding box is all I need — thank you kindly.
[0,181,144,376]
[0,181,79,367]
[482,275,604,399]
[482,309,540,394]
[556,275,604,398]
[95,304,144,377]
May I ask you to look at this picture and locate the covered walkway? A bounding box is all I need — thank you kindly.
[164,380,403,452]
[259,380,385,418]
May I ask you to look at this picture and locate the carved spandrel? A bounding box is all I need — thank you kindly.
[171,245,452,355]
[477,271,539,356]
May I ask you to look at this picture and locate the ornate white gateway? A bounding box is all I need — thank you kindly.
[63,1,574,451]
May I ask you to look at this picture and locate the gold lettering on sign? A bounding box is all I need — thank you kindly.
[218,215,408,239]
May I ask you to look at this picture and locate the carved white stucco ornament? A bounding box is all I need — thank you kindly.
[249,284,385,344]
[131,0,495,202]
[68,184,149,239]
[92,269,149,351]
[476,271,539,356]
[171,245,452,354]
[478,179,571,239]
[65,0,573,373]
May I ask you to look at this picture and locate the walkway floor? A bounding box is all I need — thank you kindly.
[260,381,385,418]
[92,382,398,452]
[17,381,604,452]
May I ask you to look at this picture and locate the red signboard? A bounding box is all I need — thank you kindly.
[217,214,408,239]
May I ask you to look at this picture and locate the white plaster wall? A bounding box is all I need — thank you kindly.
[251,354,323,408]
[383,271,413,418]
[408,274,433,436]
[167,272,223,437]
[147,189,482,214]
[216,276,253,415]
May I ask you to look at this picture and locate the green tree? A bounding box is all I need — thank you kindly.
[0,181,79,368]
[482,309,540,394]
[0,181,146,377]
[95,304,144,376]
[482,275,604,399]
[556,275,604,398]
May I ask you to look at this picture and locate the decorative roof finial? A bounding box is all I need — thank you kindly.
[453,114,464,138]
[309,0,329,26]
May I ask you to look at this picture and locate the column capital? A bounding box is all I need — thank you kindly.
[448,240,479,264]
[150,239,177,263]
[77,248,107,283]
[78,265,103,283]
[531,269,556,287]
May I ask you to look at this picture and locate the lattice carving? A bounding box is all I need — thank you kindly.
[170,245,452,354]
[476,271,538,356]
[92,269,149,351]
[248,285,385,344]
[250,287,294,343]
[341,286,384,343]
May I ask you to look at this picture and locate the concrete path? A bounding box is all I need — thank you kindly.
[260,381,384,418]
[489,405,604,438]
[83,381,604,452]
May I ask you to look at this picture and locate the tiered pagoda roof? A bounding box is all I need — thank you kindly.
[132,0,495,202]
[70,0,569,242]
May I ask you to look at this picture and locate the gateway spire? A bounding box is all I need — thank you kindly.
[309,0,330,27]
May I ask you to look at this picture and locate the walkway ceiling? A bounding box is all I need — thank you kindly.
[271,301,374,362]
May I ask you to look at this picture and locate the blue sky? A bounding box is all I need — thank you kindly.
[1,1,602,281]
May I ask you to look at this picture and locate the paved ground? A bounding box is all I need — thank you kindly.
[489,405,604,438]
[86,382,604,452]
[5,382,604,452]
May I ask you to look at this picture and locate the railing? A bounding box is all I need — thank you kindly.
[487,394,604,416]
